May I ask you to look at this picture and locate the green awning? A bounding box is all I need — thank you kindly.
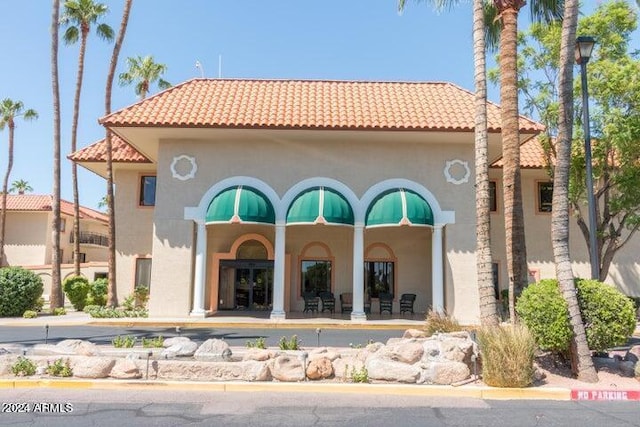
[206,186,275,224]
[366,188,433,227]
[287,187,354,225]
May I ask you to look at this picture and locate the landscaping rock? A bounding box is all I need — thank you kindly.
[306,357,333,380]
[194,339,232,361]
[31,344,76,356]
[270,354,305,382]
[380,341,424,364]
[0,355,18,376]
[309,348,340,361]
[625,345,640,363]
[366,357,420,383]
[161,340,198,358]
[163,337,192,347]
[403,329,428,339]
[421,361,470,385]
[150,360,270,381]
[332,357,365,380]
[110,359,142,379]
[72,357,116,378]
[57,339,100,356]
[242,349,275,362]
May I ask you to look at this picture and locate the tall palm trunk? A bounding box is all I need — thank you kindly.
[104,0,133,307]
[50,0,64,309]
[553,0,598,382]
[498,4,528,322]
[474,0,498,326]
[0,121,14,267]
[70,25,89,276]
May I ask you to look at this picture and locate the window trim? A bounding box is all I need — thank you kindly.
[300,259,333,297]
[297,242,334,298]
[138,174,157,208]
[536,180,553,214]
[133,256,152,292]
[364,260,396,299]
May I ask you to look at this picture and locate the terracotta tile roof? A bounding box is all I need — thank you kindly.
[2,195,108,223]
[100,78,544,133]
[491,136,549,168]
[68,134,151,163]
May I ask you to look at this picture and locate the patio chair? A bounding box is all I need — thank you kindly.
[379,292,393,314]
[340,292,353,313]
[319,291,336,314]
[302,292,319,314]
[399,293,416,314]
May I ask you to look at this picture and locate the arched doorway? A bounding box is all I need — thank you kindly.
[218,238,274,311]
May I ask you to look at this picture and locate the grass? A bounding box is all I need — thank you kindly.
[424,309,464,336]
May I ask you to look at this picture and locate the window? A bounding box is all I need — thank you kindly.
[139,175,157,206]
[94,272,108,281]
[489,181,497,212]
[538,182,553,212]
[492,262,500,299]
[60,218,66,232]
[301,260,331,296]
[135,258,152,289]
[364,261,394,298]
[75,252,86,263]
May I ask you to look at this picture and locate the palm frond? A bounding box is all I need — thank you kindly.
[96,22,114,41]
[62,26,79,44]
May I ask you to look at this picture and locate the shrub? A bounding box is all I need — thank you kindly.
[31,297,45,312]
[134,286,150,308]
[46,358,73,377]
[477,324,536,388]
[122,295,136,311]
[11,356,37,376]
[278,335,301,350]
[142,336,164,348]
[83,304,100,313]
[0,267,44,317]
[246,337,267,349]
[112,335,137,348]
[516,279,637,353]
[63,275,90,311]
[88,278,108,306]
[343,365,369,383]
[22,310,37,319]
[424,309,463,337]
[53,307,66,316]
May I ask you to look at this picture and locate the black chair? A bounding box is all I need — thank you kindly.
[302,292,319,314]
[319,291,336,314]
[400,293,416,314]
[340,292,353,313]
[379,292,393,314]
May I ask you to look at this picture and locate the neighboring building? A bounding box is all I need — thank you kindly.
[69,78,639,323]
[1,194,109,299]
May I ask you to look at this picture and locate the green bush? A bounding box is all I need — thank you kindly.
[112,335,137,348]
[63,275,90,311]
[278,335,301,350]
[477,324,536,388]
[0,267,44,317]
[246,337,267,349]
[88,278,108,306]
[22,310,37,319]
[46,359,73,377]
[134,285,150,308]
[53,307,66,316]
[31,297,45,312]
[516,279,636,353]
[142,336,164,348]
[11,356,37,377]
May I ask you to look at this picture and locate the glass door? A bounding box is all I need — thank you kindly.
[220,261,273,310]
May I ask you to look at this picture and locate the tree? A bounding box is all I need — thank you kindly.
[104,0,134,307]
[9,179,33,195]
[552,0,598,382]
[119,55,171,100]
[60,0,114,275]
[50,0,64,311]
[0,99,38,266]
[519,1,640,283]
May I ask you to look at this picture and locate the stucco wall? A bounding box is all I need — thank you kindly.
[5,211,48,265]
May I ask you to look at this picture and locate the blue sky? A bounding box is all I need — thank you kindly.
[0,0,607,210]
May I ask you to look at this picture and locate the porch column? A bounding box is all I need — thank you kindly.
[431,224,444,313]
[190,220,207,317]
[351,224,366,321]
[270,223,286,320]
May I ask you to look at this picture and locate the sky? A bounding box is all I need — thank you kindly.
[0,0,618,210]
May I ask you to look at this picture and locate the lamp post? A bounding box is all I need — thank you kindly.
[575,36,599,280]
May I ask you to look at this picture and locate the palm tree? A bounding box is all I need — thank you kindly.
[104,0,134,307]
[50,0,64,311]
[60,0,114,275]
[0,99,38,266]
[552,0,598,382]
[9,179,33,195]
[119,55,171,100]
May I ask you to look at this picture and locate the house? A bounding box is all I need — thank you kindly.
[1,194,109,298]
[70,78,639,323]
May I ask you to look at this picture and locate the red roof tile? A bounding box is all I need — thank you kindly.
[491,136,549,168]
[100,78,544,133]
[69,134,151,163]
[2,195,108,223]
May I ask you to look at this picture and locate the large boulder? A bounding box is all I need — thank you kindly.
[194,339,232,361]
[379,341,424,364]
[403,329,428,339]
[625,345,640,364]
[366,358,421,383]
[242,349,275,362]
[420,361,470,385]
[270,354,305,382]
[332,357,365,381]
[72,357,116,378]
[150,360,270,381]
[110,359,142,379]
[161,338,198,358]
[306,357,333,380]
[309,348,340,361]
[56,339,100,356]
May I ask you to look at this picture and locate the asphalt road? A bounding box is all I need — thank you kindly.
[1,389,639,426]
[0,325,401,349]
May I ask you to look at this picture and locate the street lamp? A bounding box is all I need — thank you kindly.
[575,36,599,280]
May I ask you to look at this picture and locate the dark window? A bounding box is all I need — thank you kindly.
[139,176,157,206]
[489,181,497,212]
[364,261,394,299]
[94,272,108,281]
[76,252,86,263]
[301,260,331,296]
[135,258,152,289]
[492,262,499,299]
[538,182,553,212]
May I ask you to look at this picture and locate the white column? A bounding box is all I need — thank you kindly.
[270,223,286,320]
[431,224,444,313]
[351,224,366,321]
[190,220,207,317]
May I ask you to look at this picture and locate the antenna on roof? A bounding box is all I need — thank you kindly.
[195,60,205,78]
[218,54,222,78]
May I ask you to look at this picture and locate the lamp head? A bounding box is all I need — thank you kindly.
[575,36,596,65]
